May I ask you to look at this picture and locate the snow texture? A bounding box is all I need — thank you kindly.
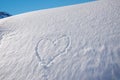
[0,0,120,80]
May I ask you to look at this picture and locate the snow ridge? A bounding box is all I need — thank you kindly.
[0,0,120,80]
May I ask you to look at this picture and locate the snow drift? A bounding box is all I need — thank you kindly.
[0,0,120,80]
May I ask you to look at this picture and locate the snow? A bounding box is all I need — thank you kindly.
[0,0,120,80]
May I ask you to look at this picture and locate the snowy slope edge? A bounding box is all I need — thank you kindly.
[0,0,120,80]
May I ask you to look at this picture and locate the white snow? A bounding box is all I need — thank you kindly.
[0,0,120,80]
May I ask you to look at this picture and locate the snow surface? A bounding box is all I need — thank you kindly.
[0,0,120,80]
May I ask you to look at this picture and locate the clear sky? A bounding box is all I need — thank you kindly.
[0,0,95,15]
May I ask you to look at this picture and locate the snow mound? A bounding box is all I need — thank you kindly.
[0,0,120,80]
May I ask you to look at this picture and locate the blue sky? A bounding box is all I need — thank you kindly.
[0,0,95,15]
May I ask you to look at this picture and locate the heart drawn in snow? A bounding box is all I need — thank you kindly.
[35,35,70,66]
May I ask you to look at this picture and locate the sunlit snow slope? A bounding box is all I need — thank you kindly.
[0,0,120,80]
